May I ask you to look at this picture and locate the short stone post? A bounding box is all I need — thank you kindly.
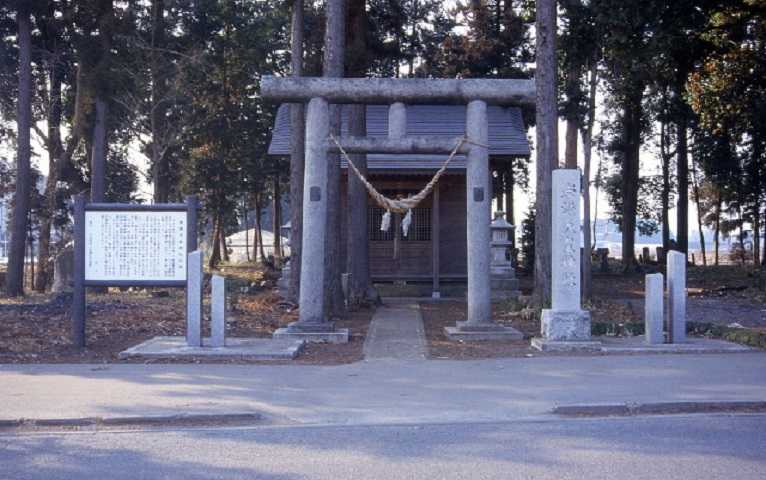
[489,212,520,301]
[667,250,687,343]
[532,169,598,351]
[644,273,664,345]
[211,275,226,347]
[186,250,203,347]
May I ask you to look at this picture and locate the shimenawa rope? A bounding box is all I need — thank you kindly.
[329,134,487,235]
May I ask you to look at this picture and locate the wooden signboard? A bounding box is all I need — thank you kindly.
[71,195,198,347]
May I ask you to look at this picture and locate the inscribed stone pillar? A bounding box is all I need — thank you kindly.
[211,275,226,347]
[533,169,597,351]
[294,97,330,328]
[186,250,202,347]
[644,273,664,345]
[464,100,492,325]
[551,169,582,312]
[667,250,687,343]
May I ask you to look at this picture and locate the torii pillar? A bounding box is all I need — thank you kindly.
[444,101,522,341]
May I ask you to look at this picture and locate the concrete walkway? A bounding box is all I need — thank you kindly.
[2,353,765,426]
[363,300,427,360]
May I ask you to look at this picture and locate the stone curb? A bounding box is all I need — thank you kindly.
[553,401,766,417]
[0,412,264,430]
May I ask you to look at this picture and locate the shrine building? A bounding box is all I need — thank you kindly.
[267,104,530,296]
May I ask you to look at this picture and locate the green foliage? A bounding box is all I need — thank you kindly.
[603,172,660,236]
[173,0,288,255]
[520,206,535,272]
[366,0,455,78]
[104,148,139,203]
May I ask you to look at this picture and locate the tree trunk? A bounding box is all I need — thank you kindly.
[581,59,598,302]
[151,0,170,203]
[660,120,671,251]
[714,191,721,265]
[219,214,229,263]
[254,193,267,262]
[27,221,35,290]
[762,210,766,266]
[621,95,642,271]
[209,214,222,269]
[346,0,370,308]
[90,0,114,203]
[690,155,707,266]
[739,208,745,266]
[754,136,763,266]
[565,120,578,169]
[250,195,259,261]
[563,0,582,171]
[753,215,760,266]
[753,205,761,266]
[6,5,33,297]
[36,55,63,292]
[243,197,250,262]
[323,0,347,317]
[288,0,305,301]
[592,149,603,248]
[532,0,556,306]
[90,98,108,202]
[676,112,689,256]
[273,171,282,267]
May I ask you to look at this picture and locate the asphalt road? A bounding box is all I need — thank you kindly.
[2,414,765,480]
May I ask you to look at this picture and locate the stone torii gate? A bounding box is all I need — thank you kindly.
[262,76,535,342]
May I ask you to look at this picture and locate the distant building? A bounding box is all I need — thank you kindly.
[592,217,730,259]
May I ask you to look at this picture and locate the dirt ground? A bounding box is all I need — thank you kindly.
[2,263,765,363]
[0,265,373,365]
[421,264,766,359]
[421,302,535,359]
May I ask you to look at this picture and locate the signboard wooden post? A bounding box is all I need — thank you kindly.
[71,194,198,347]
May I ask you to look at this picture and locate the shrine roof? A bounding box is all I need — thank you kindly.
[267,104,530,170]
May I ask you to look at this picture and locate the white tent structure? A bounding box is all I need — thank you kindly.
[225,227,290,264]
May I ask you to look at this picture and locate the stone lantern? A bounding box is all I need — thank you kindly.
[490,211,520,301]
